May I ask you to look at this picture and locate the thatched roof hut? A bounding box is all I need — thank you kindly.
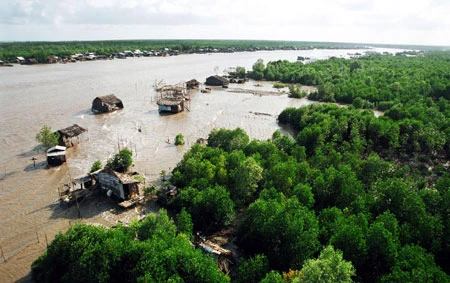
[157,97,184,113]
[186,79,200,89]
[92,94,124,114]
[205,75,229,86]
[57,124,88,147]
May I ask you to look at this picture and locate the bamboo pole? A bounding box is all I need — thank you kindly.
[0,246,6,262]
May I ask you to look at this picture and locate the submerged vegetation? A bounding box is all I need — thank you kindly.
[31,51,450,282]
[175,133,185,146]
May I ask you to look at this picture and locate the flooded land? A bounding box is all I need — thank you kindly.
[0,48,403,281]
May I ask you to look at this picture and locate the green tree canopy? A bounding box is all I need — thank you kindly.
[381,245,450,283]
[208,128,250,152]
[35,125,60,149]
[89,160,102,173]
[106,148,133,173]
[299,245,355,283]
[239,195,319,270]
[31,210,229,282]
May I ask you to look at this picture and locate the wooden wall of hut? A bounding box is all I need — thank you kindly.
[92,94,124,114]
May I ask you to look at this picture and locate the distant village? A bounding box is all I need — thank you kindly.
[0,45,318,66]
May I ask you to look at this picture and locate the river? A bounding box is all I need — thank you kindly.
[0,47,404,281]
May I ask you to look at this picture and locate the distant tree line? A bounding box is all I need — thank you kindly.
[0,39,372,63]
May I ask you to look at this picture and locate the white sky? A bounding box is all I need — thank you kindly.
[1,0,449,46]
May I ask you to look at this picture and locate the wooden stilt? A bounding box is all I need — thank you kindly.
[0,246,6,262]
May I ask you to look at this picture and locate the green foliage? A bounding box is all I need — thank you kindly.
[31,210,230,282]
[250,59,265,80]
[289,84,308,98]
[381,245,450,283]
[251,52,450,109]
[208,128,250,152]
[329,214,369,270]
[229,156,263,207]
[144,186,156,197]
[89,160,102,173]
[299,245,356,283]
[174,186,235,232]
[35,125,59,149]
[236,66,247,78]
[235,254,270,283]
[169,93,450,280]
[133,174,145,183]
[366,221,399,277]
[261,271,284,283]
[292,183,315,208]
[175,133,185,146]
[176,208,193,240]
[239,195,319,270]
[273,82,286,89]
[106,148,133,173]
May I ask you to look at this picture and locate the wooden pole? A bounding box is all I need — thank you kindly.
[75,192,81,219]
[0,246,6,262]
[36,232,40,244]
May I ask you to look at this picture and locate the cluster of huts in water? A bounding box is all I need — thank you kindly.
[48,73,244,207]
[47,75,237,266]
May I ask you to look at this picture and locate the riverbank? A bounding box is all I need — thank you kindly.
[0,39,375,64]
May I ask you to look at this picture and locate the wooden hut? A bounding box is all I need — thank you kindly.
[186,79,200,89]
[92,168,141,201]
[92,94,124,114]
[16,56,25,64]
[48,55,59,64]
[25,58,38,65]
[46,145,67,166]
[56,124,88,147]
[156,84,188,113]
[205,75,229,87]
[157,97,184,113]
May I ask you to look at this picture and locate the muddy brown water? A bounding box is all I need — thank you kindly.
[0,48,403,282]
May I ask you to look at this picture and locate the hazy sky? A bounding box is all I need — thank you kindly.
[1,0,449,46]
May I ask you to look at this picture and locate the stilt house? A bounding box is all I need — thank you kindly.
[156,84,188,113]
